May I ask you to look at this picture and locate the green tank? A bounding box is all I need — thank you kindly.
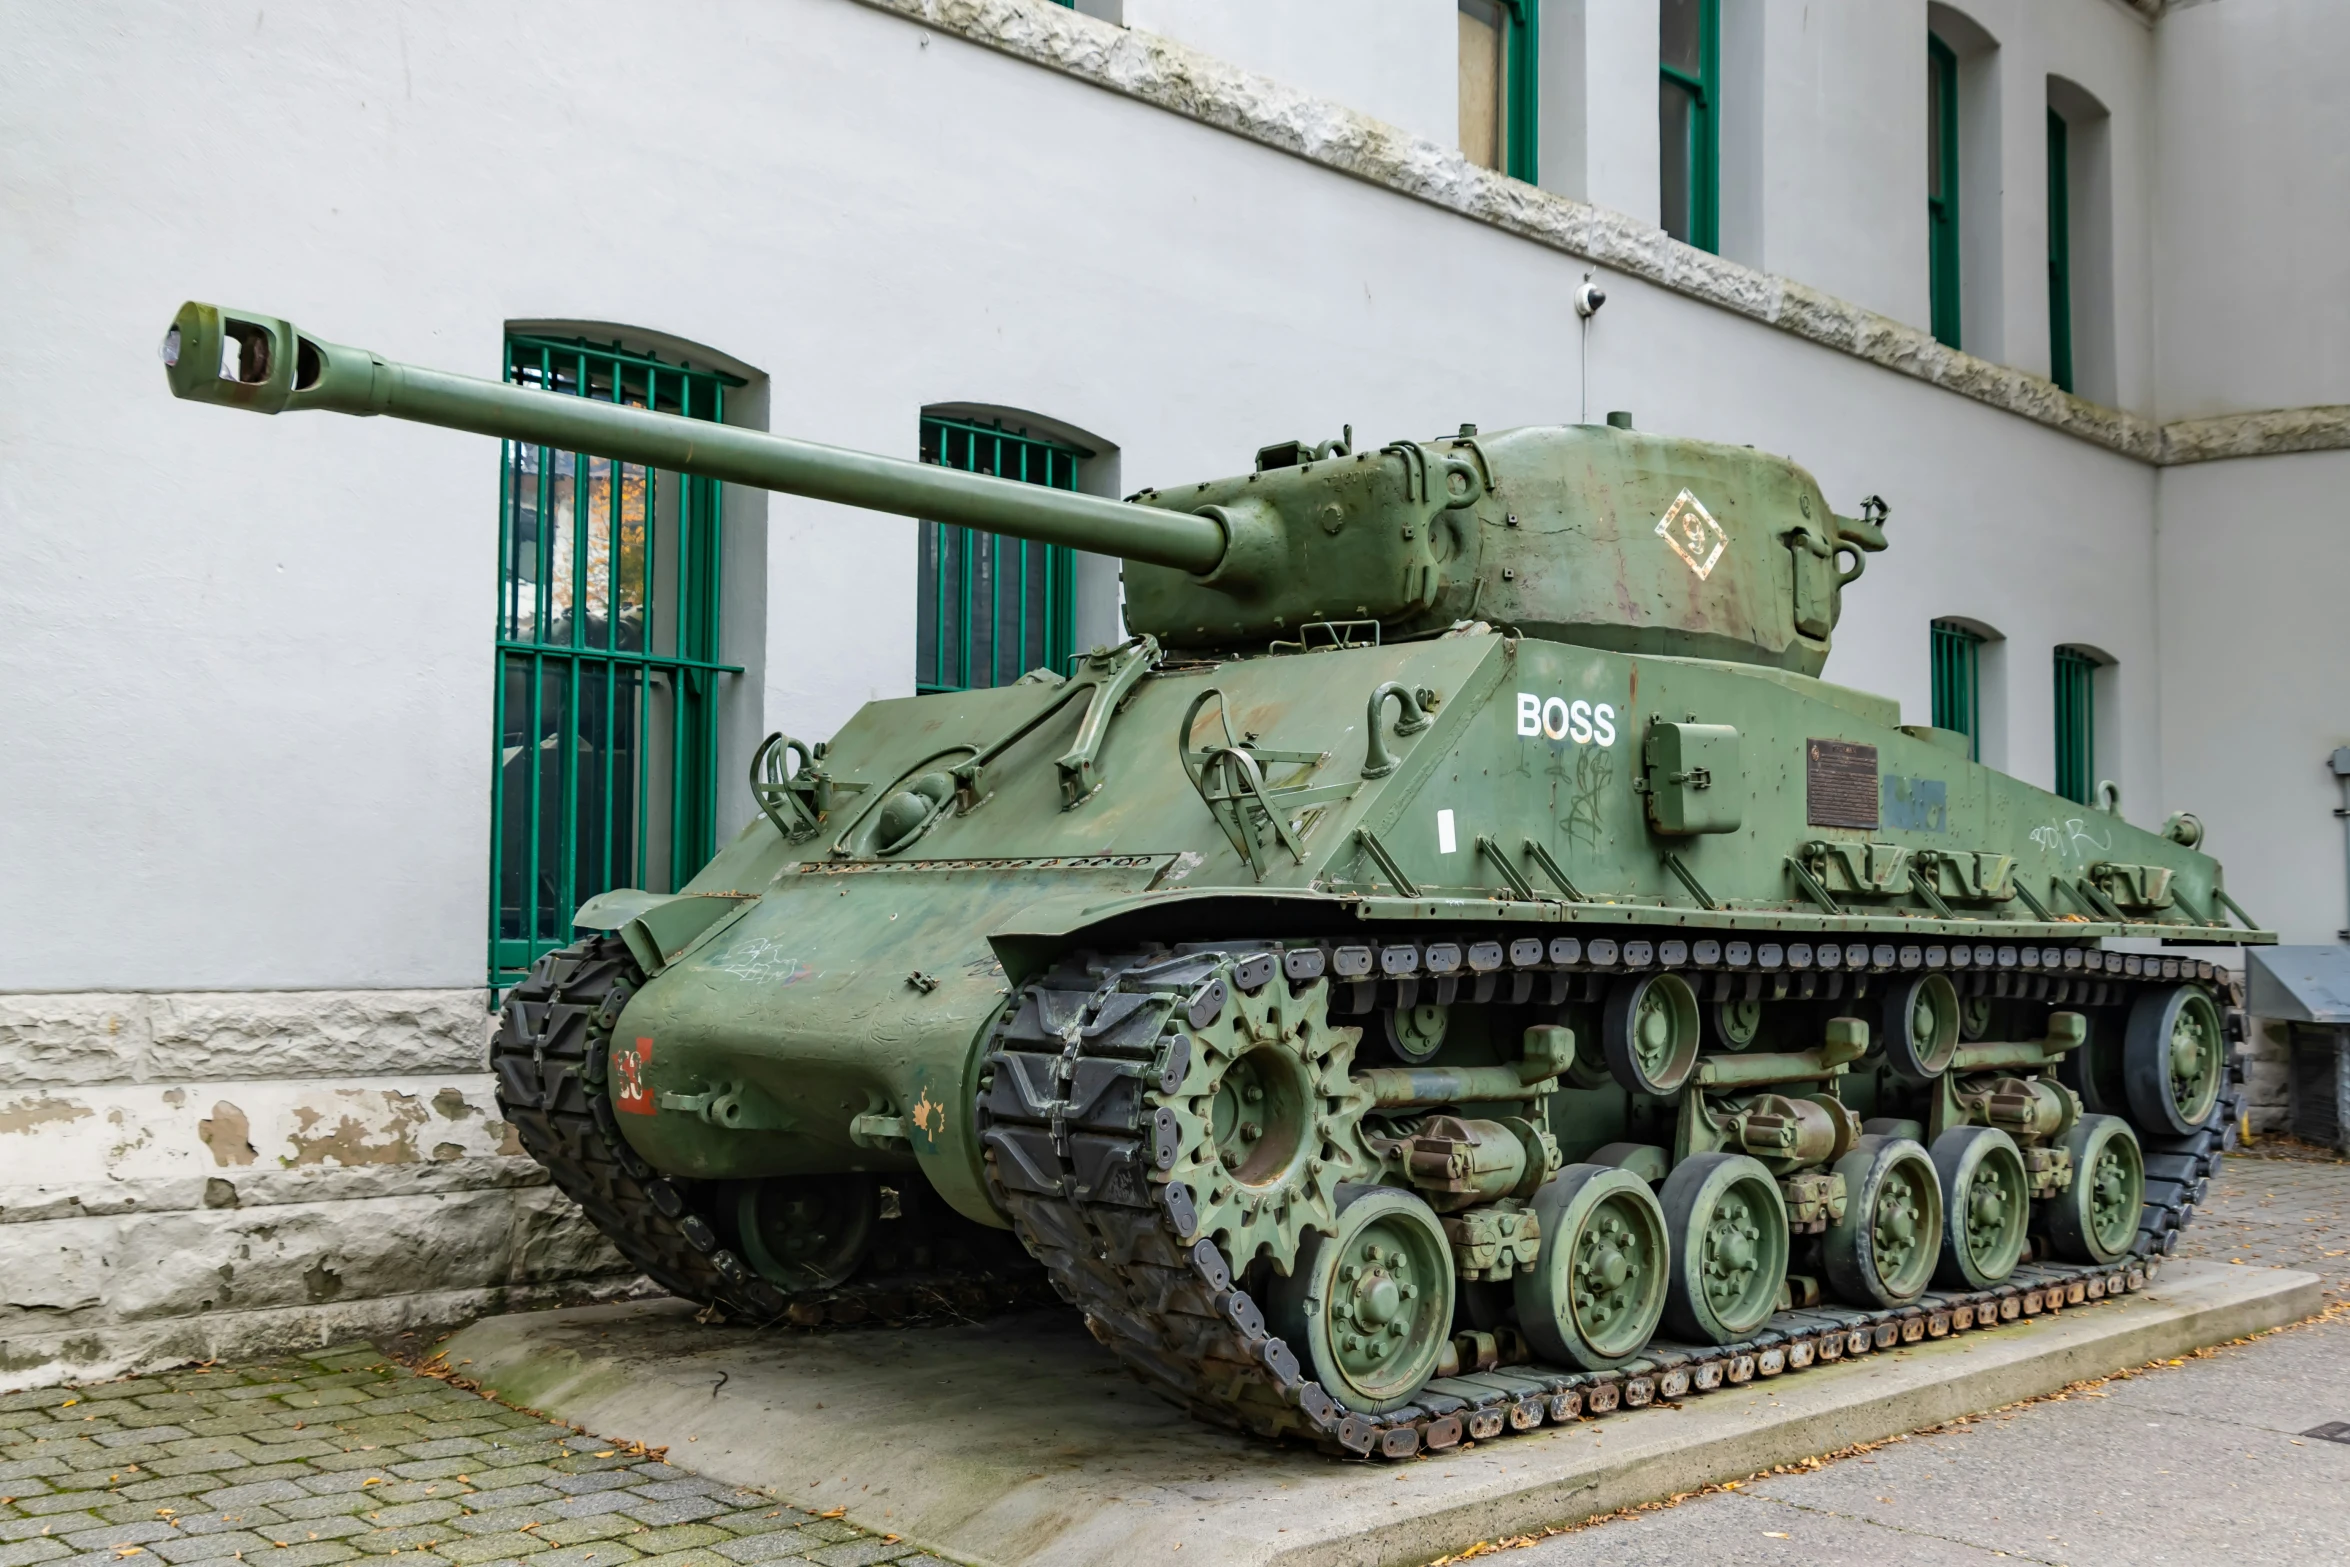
[164,301,2269,1456]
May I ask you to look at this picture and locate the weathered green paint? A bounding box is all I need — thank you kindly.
[159,303,2270,1257]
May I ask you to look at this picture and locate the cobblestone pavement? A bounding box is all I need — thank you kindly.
[1489,1146,2350,1567]
[0,1347,955,1567]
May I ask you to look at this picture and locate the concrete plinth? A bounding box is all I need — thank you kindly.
[440,1259,2318,1567]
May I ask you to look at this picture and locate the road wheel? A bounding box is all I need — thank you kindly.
[1929,1127,2029,1289]
[1268,1186,1454,1414]
[2046,1113,2144,1265]
[1661,1153,1789,1343]
[734,1175,877,1291]
[1824,1135,1943,1307]
[1517,1165,1669,1369]
[2124,986,2225,1136]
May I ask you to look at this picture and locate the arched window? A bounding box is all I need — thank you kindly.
[492,331,747,991]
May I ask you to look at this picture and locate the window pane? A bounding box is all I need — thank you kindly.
[1458,0,1502,171]
[1660,78,1695,244]
[1930,621,1981,761]
[2053,647,2097,805]
[1661,0,1704,76]
[1927,51,1945,202]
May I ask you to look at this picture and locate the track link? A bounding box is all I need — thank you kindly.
[491,935,1048,1329]
[975,939,2247,1459]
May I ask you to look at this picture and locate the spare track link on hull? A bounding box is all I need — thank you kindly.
[491,936,1047,1329]
[975,939,2245,1461]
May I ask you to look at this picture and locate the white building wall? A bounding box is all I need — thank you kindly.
[2,0,2341,1382]
[1123,0,1457,148]
[2152,0,2350,420]
[1728,0,1932,331]
[2156,451,2350,948]
[1537,0,1662,225]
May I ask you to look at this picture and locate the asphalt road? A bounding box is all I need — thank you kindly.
[1489,1142,2350,1567]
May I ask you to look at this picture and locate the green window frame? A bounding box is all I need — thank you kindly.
[2047,107,2074,393]
[492,335,744,993]
[2053,645,2098,805]
[1660,0,1720,252]
[1928,35,1961,350]
[1930,621,1984,761]
[917,415,1084,694]
[1458,0,1540,183]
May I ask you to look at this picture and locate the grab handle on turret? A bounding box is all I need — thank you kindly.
[159,301,1232,577]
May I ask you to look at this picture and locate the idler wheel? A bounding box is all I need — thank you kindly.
[2046,1113,2144,1266]
[1661,1152,1789,1343]
[1516,1165,1669,1370]
[1929,1126,2031,1290]
[1883,973,1961,1083]
[1268,1186,1454,1413]
[734,1174,878,1291]
[1603,972,1701,1097]
[1824,1135,1944,1308]
[2124,986,2224,1136]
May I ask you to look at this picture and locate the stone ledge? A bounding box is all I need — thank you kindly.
[853,0,2340,470]
[0,1274,653,1392]
[440,1259,2317,1567]
[0,1184,634,1351]
[2161,403,2350,465]
[0,1152,555,1224]
[0,988,490,1084]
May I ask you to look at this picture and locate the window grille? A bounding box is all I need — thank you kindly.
[1459,0,1539,182]
[1660,0,1720,252]
[1930,621,1983,761]
[2053,646,2098,805]
[2047,108,2074,392]
[917,415,1083,694]
[1928,35,1961,349]
[492,335,743,993]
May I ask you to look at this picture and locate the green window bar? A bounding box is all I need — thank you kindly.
[916,415,1084,694]
[1930,620,1983,760]
[1928,35,1961,350]
[2047,107,2074,393]
[2053,645,2098,805]
[1660,0,1720,253]
[491,334,745,995]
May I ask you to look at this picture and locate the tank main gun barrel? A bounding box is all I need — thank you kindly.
[158,301,1228,575]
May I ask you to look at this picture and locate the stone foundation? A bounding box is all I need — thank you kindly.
[0,989,642,1390]
[2246,1018,2294,1136]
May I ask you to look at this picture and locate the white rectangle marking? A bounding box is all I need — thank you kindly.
[1437,808,1457,855]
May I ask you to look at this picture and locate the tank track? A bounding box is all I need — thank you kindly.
[490,935,1050,1329]
[976,936,2247,1459]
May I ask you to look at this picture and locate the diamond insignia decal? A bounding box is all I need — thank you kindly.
[1655,489,1728,580]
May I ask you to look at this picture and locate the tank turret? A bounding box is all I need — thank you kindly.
[163,302,1884,670]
